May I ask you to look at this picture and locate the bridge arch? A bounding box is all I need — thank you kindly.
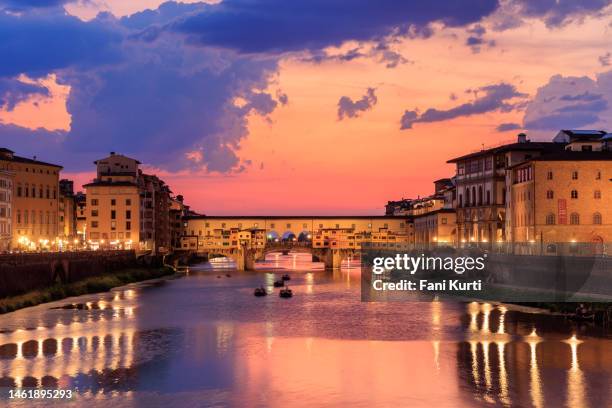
[266,231,280,242]
[297,231,312,242]
[281,231,296,242]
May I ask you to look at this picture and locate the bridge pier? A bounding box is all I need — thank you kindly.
[199,246,358,271]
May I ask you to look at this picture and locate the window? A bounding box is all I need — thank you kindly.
[545,213,555,225]
[572,171,578,180]
[571,190,578,199]
[111,221,116,230]
[486,191,491,205]
[111,199,116,206]
[46,186,50,199]
[582,145,593,151]
[126,210,131,219]
[126,221,131,230]
[596,171,601,180]
[24,184,29,197]
[91,199,99,206]
[16,184,22,197]
[593,212,602,225]
[546,190,554,199]
[111,210,116,219]
[441,218,447,225]
[91,210,98,217]
[16,210,21,224]
[126,199,131,206]
[594,190,601,199]
[570,213,580,225]
[91,221,99,228]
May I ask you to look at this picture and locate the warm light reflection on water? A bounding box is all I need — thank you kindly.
[0,252,610,407]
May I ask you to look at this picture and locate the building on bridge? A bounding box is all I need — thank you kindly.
[179,215,413,252]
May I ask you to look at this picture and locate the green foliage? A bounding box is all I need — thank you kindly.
[0,267,174,314]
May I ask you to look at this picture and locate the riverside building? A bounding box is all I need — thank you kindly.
[508,139,611,252]
[447,133,564,246]
[0,147,62,250]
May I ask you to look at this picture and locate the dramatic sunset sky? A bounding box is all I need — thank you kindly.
[1,0,612,214]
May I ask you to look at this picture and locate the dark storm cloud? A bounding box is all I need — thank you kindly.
[0,9,123,78]
[491,0,612,30]
[338,88,377,120]
[401,83,527,129]
[0,78,49,111]
[496,122,522,132]
[170,0,500,53]
[513,0,611,26]
[522,72,612,130]
[0,0,72,8]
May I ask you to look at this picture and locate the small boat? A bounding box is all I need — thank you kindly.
[273,280,284,288]
[279,287,293,298]
[253,287,267,297]
[226,274,231,277]
[281,274,291,281]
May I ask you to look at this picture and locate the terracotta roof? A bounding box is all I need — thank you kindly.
[447,142,563,163]
[0,150,63,169]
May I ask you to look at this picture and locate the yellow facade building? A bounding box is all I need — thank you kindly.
[413,209,457,247]
[0,167,13,252]
[84,153,141,249]
[0,148,62,250]
[509,150,611,249]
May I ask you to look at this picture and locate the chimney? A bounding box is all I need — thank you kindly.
[517,133,528,143]
[110,151,116,156]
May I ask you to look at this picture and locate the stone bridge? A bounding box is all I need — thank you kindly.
[199,242,359,271]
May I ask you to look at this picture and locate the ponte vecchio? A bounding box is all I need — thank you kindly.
[180,215,412,270]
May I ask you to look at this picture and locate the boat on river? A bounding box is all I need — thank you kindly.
[279,287,293,298]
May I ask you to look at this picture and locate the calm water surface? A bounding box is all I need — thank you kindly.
[0,253,610,407]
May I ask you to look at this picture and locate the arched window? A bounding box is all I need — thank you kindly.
[546,190,554,199]
[570,212,580,225]
[572,171,578,180]
[466,189,470,207]
[594,190,601,199]
[459,194,463,207]
[472,187,476,206]
[545,213,555,225]
[486,190,491,205]
[571,190,578,199]
[478,186,483,206]
[593,212,602,225]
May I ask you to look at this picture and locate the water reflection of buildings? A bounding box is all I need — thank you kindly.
[0,292,143,393]
[458,302,612,407]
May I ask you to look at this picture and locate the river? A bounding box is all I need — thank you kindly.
[0,252,610,407]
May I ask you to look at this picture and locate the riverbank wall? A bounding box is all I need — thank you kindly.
[0,251,140,298]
